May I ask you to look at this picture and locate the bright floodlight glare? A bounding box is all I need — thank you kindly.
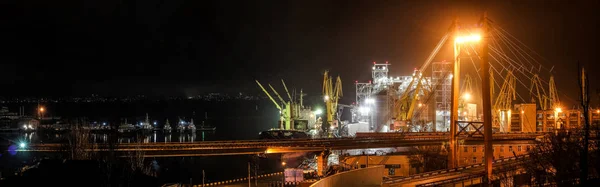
[359,107,370,115]
[314,109,323,115]
[23,125,27,129]
[455,34,481,43]
[19,143,26,148]
[365,98,375,104]
[463,93,471,100]
[555,107,562,113]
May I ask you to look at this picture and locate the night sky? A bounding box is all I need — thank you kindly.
[1,0,599,105]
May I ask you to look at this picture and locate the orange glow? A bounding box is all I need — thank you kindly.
[555,107,562,113]
[39,107,45,112]
[456,34,481,43]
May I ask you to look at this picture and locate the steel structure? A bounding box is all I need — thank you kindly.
[21,132,547,157]
[432,61,452,131]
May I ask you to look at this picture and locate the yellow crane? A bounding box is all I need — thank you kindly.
[548,75,560,109]
[530,74,548,110]
[392,27,452,126]
[256,80,291,129]
[322,71,342,129]
[493,71,516,111]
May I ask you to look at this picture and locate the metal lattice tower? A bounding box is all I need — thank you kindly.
[432,61,452,130]
[372,62,391,93]
[355,82,372,106]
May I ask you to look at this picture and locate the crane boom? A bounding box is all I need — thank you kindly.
[268,84,286,104]
[548,76,560,109]
[530,74,547,110]
[281,79,293,101]
[256,80,281,110]
[396,32,451,122]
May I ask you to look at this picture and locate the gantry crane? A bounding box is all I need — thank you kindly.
[322,71,342,129]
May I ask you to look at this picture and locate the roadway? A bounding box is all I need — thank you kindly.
[382,154,530,187]
[17,132,545,157]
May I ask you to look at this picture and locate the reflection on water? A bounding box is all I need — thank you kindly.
[6,131,214,144]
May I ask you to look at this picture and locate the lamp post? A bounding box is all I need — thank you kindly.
[449,15,492,187]
[38,107,45,126]
[281,161,286,187]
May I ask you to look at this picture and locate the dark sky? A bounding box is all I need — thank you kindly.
[1,0,599,105]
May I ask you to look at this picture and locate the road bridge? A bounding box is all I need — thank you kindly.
[16,132,545,157]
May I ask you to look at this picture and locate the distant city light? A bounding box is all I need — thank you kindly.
[102,122,106,126]
[39,107,45,112]
[324,95,330,101]
[153,121,157,125]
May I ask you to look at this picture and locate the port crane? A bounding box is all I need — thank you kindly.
[393,30,451,127]
[256,80,310,130]
[322,71,342,131]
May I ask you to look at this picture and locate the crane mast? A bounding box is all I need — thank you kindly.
[530,74,548,110]
[322,71,343,132]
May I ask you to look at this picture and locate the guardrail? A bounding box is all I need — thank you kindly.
[188,172,283,186]
[21,136,450,152]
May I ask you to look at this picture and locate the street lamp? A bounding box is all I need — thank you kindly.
[555,107,562,113]
[455,34,481,44]
[281,161,287,185]
[38,107,45,126]
[463,93,471,101]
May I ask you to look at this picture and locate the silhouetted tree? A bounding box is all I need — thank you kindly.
[408,145,448,173]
